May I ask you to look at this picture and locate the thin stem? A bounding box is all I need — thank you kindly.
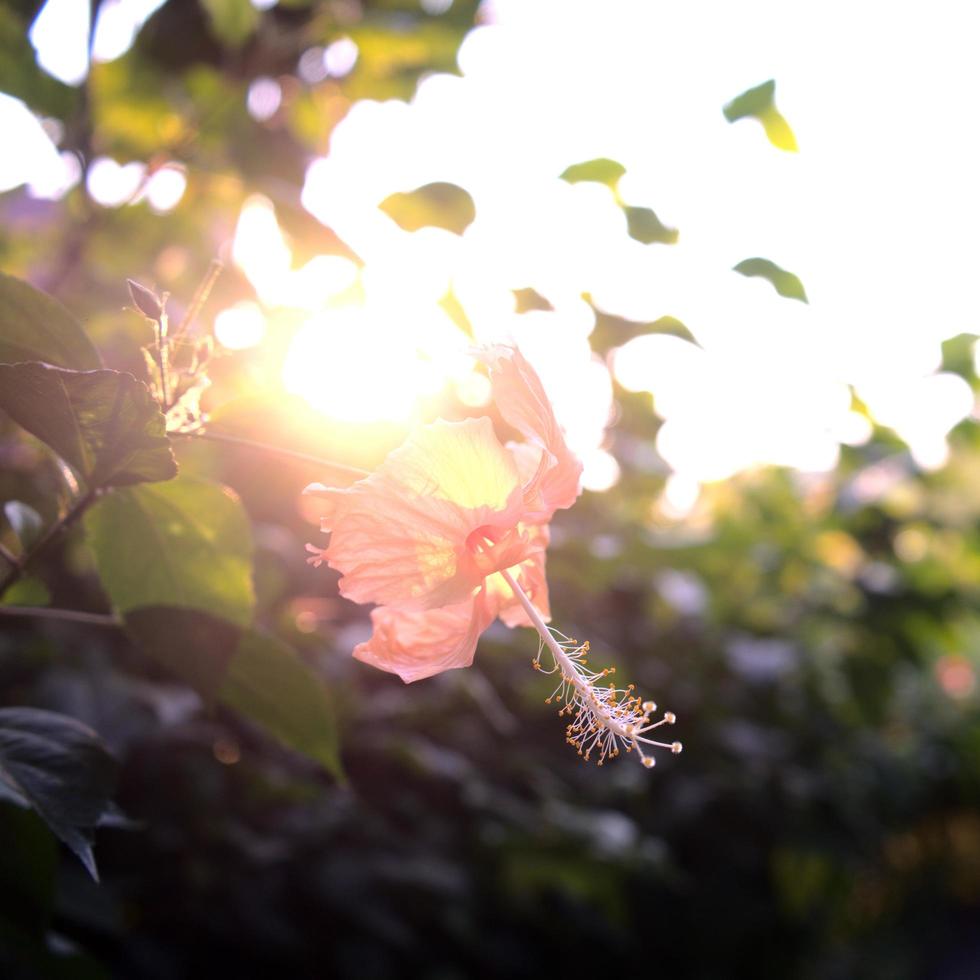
[0,541,19,569]
[0,489,98,601]
[173,259,222,341]
[0,606,120,628]
[169,429,370,480]
[156,311,170,408]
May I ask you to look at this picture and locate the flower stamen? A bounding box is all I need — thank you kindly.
[498,568,681,768]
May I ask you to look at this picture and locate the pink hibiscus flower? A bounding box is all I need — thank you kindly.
[307,345,681,766]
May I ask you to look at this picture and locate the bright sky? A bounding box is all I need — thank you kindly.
[4,0,979,499]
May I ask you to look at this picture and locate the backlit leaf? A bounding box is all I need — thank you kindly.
[560,158,626,189]
[84,476,254,627]
[0,362,176,488]
[379,182,475,234]
[723,79,798,152]
[625,205,679,245]
[0,273,101,370]
[734,257,808,303]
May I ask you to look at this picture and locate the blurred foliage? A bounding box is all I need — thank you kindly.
[734,256,809,303]
[379,181,476,234]
[0,2,979,979]
[562,156,680,245]
[723,78,799,152]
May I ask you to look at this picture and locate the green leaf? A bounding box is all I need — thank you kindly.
[379,182,476,235]
[645,316,699,344]
[733,257,808,303]
[3,501,43,552]
[723,79,798,152]
[123,606,242,697]
[1,578,50,608]
[624,206,679,245]
[941,332,978,380]
[560,158,626,189]
[84,477,255,627]
[122,608,341,777]
[86,477,338,773]
[723,79,776,123]
[220,630,342,777]
[0,273,102,370]
[199,0,260,48]
[0,707,117,881]
[0,362,177,488]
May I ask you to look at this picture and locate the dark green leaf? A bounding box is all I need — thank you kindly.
[733,257,808,303]
[123,607,341,776]
[0,273,102,370]
[625,206,679,245]
[0,362,177,488]
[124,606,242,697]
[379,182,476,234]
[0,804,58,941]
[0,708,117,881]
[723,79,798,152]
[220,630,342,777]
[560,158,626,188]
[84,477,255,626]
[199,0,260,48]
[3,500,43,552]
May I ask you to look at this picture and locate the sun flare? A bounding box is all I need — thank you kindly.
[282,309,447,425]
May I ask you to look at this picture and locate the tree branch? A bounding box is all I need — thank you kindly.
[0,489,99,601]
[0,605,120,628]
[0,541,19,569]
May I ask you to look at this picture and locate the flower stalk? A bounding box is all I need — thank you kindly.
[170,429,369,481]
[499,567,681,768]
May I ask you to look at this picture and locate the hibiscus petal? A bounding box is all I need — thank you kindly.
[354,591,496,683]
[479,345,583,521]
[313,417,524,611]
